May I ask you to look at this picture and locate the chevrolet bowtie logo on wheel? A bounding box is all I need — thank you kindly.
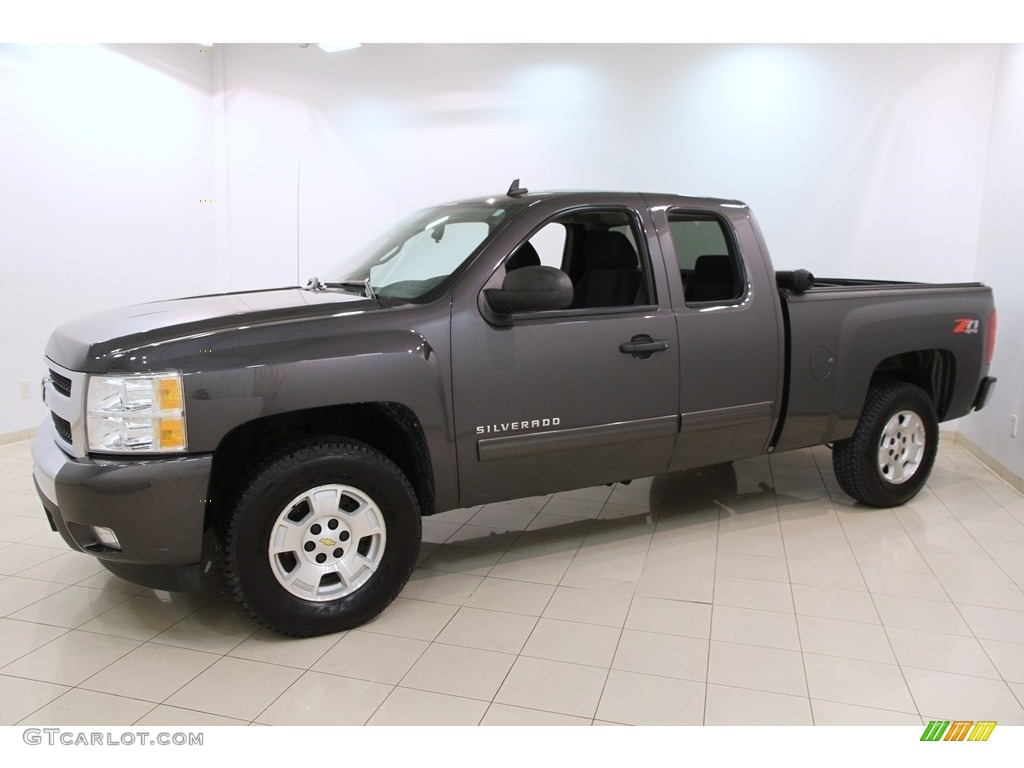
[920,720,997,741]
[319,538,337,547]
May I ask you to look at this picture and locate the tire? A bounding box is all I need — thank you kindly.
[218,438,421,637]
[832,383,939,508]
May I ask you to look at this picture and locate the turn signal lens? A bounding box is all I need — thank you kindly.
[157,376,183,411]
[158,417,186,450]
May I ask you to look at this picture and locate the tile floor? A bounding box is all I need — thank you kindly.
[1,437,1023,726]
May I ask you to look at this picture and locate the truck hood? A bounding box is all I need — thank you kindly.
[46,287,377,372]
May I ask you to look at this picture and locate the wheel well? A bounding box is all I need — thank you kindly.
[869,350,955,419]
[205,403,435,530]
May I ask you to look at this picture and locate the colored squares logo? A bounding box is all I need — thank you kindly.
[921,720,997,742]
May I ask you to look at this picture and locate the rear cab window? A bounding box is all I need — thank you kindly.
[667,212,746,306]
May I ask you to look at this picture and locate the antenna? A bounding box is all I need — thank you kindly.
[507,178,528,198]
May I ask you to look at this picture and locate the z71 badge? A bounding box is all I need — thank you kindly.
[954,318,980,334]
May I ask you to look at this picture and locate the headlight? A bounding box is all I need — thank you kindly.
[86,372,187,453]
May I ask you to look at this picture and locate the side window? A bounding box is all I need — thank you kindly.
[506,209,653,310]
[528,223,566,268]
[668,213,744,305]
[609,224,637,252]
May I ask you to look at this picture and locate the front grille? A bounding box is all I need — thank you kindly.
[52,412,73,444]
[49,369,72,398]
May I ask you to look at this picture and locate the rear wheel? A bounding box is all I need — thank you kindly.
[218,438,421,636]
[832,383,938,508]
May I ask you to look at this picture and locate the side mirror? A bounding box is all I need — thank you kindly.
[484,266,574,315]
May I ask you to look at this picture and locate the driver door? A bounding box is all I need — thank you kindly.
[450,202,681,506]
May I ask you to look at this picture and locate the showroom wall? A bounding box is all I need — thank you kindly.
[0,43,1019,483]
[0,44,216,435]
[216,44,998,287]
[960,44,1024,481]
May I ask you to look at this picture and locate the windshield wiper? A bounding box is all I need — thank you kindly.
[304,276,376,300]
[328,279,376,300]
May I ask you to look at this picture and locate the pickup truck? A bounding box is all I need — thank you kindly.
[32,182,997,636]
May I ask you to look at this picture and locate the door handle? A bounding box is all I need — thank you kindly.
[619,335,669,359]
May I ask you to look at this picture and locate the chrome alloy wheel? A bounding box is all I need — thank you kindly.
[268,484,387,601]
[877,410,926,485]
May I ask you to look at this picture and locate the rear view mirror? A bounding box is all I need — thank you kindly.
[484,266,573,315]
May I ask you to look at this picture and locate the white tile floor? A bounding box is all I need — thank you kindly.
[1,437,1023,726]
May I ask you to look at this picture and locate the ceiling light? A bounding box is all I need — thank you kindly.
[318,43,361,53]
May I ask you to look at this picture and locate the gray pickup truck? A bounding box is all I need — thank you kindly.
[32,183,997,636]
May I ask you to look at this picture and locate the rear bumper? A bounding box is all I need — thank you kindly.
[31,421,212,591]
[973,376,997,411]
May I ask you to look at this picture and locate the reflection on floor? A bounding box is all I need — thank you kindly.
[1,439,1023,725]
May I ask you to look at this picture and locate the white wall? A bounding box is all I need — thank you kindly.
[215,44,998,287]
[0,44,216,435]
[960,44,1024,480]
[1,44,1017,479]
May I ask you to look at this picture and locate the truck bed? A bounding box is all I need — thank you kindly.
[772,277,994,454]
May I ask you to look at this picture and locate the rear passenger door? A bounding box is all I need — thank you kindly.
[654,206,782,470]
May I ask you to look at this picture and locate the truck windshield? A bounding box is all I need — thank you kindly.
[322,202,511,301]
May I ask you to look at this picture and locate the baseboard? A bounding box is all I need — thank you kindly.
[954,432,1024,495]
[0,428,35,447]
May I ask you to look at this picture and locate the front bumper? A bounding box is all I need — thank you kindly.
[31,420,213,591]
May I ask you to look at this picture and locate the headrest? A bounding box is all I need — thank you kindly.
[507,241,541,271]
[694,254,733,282]
[583,231,637,269]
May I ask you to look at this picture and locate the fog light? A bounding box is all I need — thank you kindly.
[91,526,121,551]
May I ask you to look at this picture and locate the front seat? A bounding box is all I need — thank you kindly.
[571,231,641,308]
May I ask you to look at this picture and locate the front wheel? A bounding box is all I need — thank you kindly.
[218,438,421,637]
[832,383,939,508]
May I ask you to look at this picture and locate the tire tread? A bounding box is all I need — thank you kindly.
[217,437,420,637]
[832,383,938,508]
